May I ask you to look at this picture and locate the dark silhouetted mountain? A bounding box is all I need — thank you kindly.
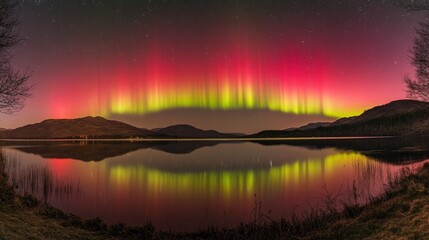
[334,100,429,125]
[154,124,243,138]
[0,116,157,139]
[329,117,355,126]
[285,122,331,131]
[0,117,243,139]
[252,100,429,137]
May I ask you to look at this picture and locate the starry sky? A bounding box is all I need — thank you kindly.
[1,0,424,133]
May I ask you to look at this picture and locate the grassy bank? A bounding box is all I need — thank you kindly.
[0,156,154,240]
[1,156,429,239]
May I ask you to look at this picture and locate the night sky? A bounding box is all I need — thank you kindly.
[2,0,423,133]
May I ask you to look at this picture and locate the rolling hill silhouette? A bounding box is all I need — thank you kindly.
[252,100,429,137]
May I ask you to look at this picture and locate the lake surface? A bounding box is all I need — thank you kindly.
[1,137,429,231]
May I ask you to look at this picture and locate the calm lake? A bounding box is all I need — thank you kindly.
[1,137,429,231]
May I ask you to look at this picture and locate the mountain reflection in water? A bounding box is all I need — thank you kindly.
[1,137,428,230]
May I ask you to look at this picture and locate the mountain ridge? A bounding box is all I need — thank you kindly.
[0,116,156,139]
[153,124,242,138]
[0,117,243,139]
[252,99,429,137]
[0,99,428,139]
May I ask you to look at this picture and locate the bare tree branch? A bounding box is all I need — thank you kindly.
[401,0,429,101]
[0,0,31,114]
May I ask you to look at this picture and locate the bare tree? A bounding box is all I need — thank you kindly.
[398,0,429,101]
[404,20,429,101]
[0,0,31,114]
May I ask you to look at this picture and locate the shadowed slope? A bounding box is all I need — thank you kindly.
[252,100,429,137]
[0,116,156,139]
[153,124,242,138]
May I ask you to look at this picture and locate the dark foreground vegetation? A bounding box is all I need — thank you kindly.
[1,154,429,239]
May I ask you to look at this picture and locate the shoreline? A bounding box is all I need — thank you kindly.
[1,154,429,239]
[0,136,395,142]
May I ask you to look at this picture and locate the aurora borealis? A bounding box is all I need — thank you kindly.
[4,0,424,132]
